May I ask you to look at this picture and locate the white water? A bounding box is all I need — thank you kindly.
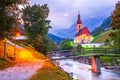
[57,59,120,80]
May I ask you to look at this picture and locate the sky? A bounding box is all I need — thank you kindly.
[30,0,118,33]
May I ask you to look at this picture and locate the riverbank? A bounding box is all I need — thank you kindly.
[76,56,120,72]
[29,60,71,80]
[56,58,120,80]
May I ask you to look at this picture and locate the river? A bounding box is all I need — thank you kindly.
[56,59,120,80]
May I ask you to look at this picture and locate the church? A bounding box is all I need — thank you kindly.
[74,13,93,44]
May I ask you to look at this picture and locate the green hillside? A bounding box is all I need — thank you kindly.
[91,17,112,37]
[93,30,112,43]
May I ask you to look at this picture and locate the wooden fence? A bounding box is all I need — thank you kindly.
[49,48,120,57]
[76,48,120,56]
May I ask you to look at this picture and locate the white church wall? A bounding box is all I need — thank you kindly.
[81,43,105,48]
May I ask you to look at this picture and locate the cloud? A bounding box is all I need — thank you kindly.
[30,0,118,32]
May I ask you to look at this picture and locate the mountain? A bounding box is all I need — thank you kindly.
[47,33,64,44]
[54,18,103,39]
[54,23,76,39]
[48,17,112,44]
[91,17,112,36]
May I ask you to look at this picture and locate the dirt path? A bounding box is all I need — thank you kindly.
[0,60,44,80]
[0,43,45,80]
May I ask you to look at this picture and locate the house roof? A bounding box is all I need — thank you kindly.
[75,27,90,37]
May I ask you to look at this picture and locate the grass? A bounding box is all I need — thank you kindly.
[93,30,113,43]
[28,49,71,80]
[27,46,71,80]
[29,61,71,80]
[29,49,47,59]
[100,56,112,63]
[0,58,14,70]
[100,56,120,66]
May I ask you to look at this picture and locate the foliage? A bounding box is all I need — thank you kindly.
[110,30,120,48]
[60,39,74,50]
[72,44,83,55]
[0,0,28,39]
[43,37,55,52]
[23,4,55,53]
[77,44,83,49]
[110,1,120,48]
[23,4,50,39]
[100,57,112,64]
[110,1,120,30]
[31,35,55,53]
[100,56,120,66]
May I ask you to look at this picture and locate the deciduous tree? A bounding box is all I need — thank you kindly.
[110,1,120,48]
[60,39,74,50]
[23,4,50,39]
[0,0,28,39]
[23,4,54,53]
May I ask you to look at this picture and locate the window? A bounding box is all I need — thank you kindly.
[79,25,81,29]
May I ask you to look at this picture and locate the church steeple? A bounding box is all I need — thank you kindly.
[76,13,82,33]
[77,13,81,24]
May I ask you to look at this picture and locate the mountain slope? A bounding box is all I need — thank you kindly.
[55,23,76,39]
[47,33,63,44]
[92,30,112,43]
[91,17,112,36]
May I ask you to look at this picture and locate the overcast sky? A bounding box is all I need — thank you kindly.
[30,0,118,32]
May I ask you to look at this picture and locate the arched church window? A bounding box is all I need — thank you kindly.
[79,25,81,29]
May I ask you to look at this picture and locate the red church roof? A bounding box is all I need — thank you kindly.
[75,27,90,37]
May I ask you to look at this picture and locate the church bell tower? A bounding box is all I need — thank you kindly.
[76,13,82,33]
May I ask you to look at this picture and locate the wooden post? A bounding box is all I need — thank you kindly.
[91,56,97,72]
[4,42,6,60]
[14,44,16,60]
[91,55,101,73]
